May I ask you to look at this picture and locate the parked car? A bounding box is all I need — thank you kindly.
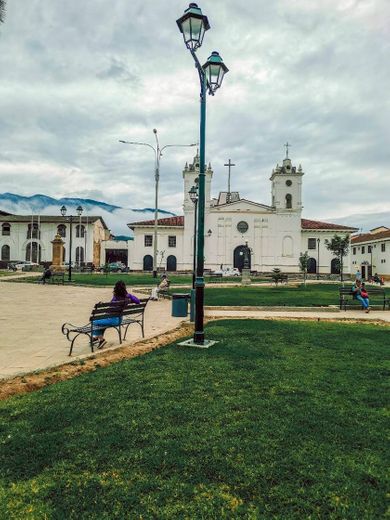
[9,261,40,271]
[211,267,240,277]
[100,262,128,273]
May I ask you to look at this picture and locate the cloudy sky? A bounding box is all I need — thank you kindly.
[0,0,389,225]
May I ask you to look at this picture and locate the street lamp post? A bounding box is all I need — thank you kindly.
[317,238,320,280]
[119,131,196,278]
[189,184,199,289]
[60,204,83,282]
[177,2,228,346]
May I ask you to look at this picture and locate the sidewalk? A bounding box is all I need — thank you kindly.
[0,282,185,380]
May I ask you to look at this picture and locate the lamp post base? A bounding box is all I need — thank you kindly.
[177,338,218,349]
[241,268,251,285]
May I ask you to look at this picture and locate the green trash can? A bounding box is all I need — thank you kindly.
[171,293,189,317]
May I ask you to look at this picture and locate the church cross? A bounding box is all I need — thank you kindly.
[284,142,291,158]
[224,159,236,203]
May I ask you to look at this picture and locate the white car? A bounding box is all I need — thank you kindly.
[211,267,240,277]
[10,261,39,271]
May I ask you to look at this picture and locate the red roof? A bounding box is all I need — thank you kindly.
[128,215,184,228]
[301,218,357,231]
[352,230,390,244]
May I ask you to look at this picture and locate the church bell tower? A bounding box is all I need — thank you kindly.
[270,143,303,213]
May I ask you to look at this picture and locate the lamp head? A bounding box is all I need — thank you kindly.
[76,205,83,217]
[188,185,198,203]
[176,3,210,52]
[60,205,67,217]
[153,129,157,134]
[203,51,229,93]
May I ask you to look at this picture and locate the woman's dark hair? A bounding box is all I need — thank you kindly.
[113,280,127,299]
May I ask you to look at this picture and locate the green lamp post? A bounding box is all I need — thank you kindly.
[177,3,228,347]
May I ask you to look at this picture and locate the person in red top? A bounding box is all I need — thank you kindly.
[92,280,140,348]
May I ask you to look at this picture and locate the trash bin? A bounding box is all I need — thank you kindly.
[171,293,190,317]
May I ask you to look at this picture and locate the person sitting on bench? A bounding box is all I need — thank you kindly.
[40,267,52,284]
[352,279,370,313]
[92,280,140,348]
[151,274,170,301]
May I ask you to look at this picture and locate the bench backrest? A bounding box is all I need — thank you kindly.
[90,298,149,321]
[121,298,149,318]
[339,287,385,295]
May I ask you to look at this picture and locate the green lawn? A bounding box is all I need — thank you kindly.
[0,320,388,518]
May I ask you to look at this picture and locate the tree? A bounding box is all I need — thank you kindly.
[299,251,310,287]
[0,1,6,24]
[270,267,286,286]
[325,234,350,283]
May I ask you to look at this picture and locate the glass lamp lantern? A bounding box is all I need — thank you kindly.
[176,3,210,51]
[188,185,198,203]
[60,205,67,217]
[203,51,229,93]
[76,205,83,217]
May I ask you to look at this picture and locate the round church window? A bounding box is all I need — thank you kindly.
[286,180,292,186]
[237,221,249,233]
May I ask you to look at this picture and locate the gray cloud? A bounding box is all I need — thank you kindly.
[0,0,389,223]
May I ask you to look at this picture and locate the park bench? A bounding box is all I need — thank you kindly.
[61,298,149,356]
[48,272,65,285]
[339,286,389,311]
[207,273,223,283]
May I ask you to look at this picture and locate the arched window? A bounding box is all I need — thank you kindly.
[76,246,84,264]
[25,242,41,263]
[26,223,40,239]
[282,236,293,257]
[286,194,292,209]
[1,223,10,236]
[143,255,153,271]
[331,258,340,274]
[76,225,85,238]
[57,224,66,238]
[1,244,10,261]
[167,255,177,272]
[307,257,317,274]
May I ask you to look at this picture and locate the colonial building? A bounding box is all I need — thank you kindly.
[0,214,109,267]
[128,151,357,274]
[351,227,390,280]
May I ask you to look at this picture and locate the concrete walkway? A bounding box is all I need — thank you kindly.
[0,281,185,380]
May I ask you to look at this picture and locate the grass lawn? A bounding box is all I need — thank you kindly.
[0,320,388,518]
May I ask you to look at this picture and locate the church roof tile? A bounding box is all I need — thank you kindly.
[301,218,357,231]
[128,216,184,228]
[351,230,390,243]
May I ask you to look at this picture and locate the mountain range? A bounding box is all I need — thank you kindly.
[0,193,176,236]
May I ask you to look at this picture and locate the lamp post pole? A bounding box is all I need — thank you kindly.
[60,205,83,282]
[189,184,199,289]
[177,3,228,346]
[317,238,320,280]
[119,133,196,278]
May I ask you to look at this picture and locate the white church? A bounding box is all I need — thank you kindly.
[128,150,357,275]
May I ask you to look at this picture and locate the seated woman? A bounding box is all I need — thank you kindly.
[151,274,170,300]
[40,267,52,284]
[352,279,370,313]
[92,280,140,348]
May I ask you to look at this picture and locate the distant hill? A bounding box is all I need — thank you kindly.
[0,193,176,235]
[330,211,390,233]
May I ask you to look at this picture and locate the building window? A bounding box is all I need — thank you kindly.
[361,246,365,254]
[76,224,86,238]
[1,244,10,261]
[168,236,176,248]
[308,238,316,250]
[27,223,40,239]
[285,194,292,209]
[57,224,66,238]
[382,243,386,252]
[368,245,372,253]
[1,223,10,236]
[144,235,153,247]
[353,247,356,255]
[76,246,84,264]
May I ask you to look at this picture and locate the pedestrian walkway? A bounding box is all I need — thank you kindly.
[0,282,185,380]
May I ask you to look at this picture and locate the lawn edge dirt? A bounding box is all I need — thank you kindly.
[1,316,389,402]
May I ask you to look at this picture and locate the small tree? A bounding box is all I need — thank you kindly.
[325,234,350,283]
[270,267,285,286]
[299,251,310,287]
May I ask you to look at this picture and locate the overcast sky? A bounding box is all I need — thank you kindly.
[0,0,389,223]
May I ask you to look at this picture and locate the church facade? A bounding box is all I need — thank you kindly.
[128,152,357,274]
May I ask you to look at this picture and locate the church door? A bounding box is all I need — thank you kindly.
[307,258,316,274]
[233,245,250,272]
[166,255,177,272]
[143,255,153,271]
[331,258,340,274]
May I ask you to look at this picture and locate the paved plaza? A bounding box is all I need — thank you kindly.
[0,280,185,380]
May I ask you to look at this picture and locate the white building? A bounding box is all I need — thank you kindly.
[0,213,109,267]
[128,151,357,274]
[351,227,390,280]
